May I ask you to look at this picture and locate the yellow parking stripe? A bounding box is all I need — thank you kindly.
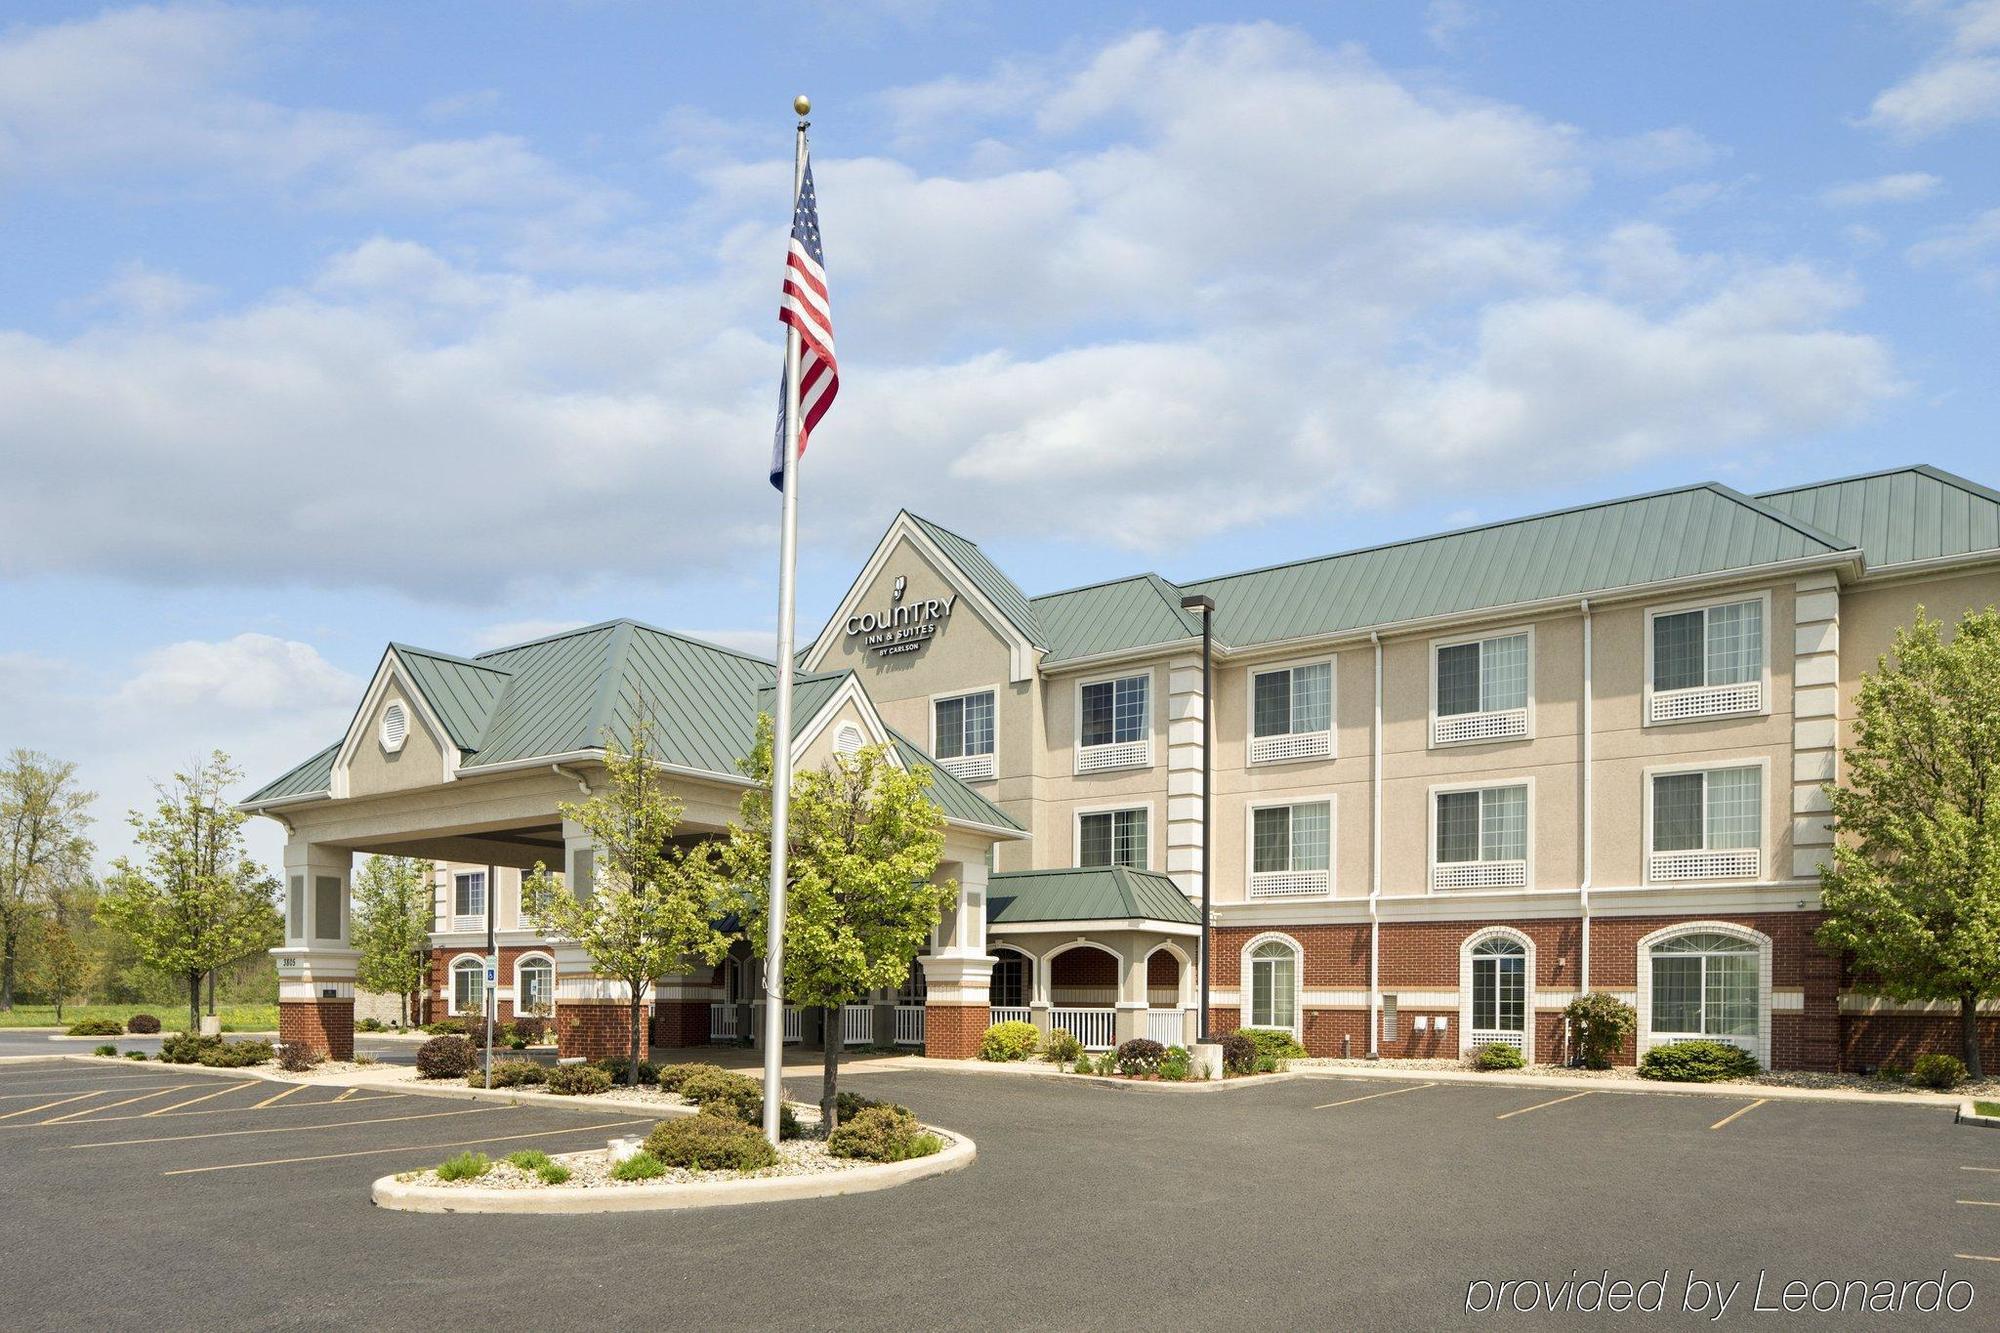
[0,1090,102,1121]
[57,1103,506,1150]
[143,1082,256,1117]
[1962,1165,2000,1173]
[162,1118,655,1175]
[1957,1199,2000,1207]
[251,1083,306,1110]
[1709,1098,1769,1130]
[1954,1254,2000,1263]
[332,1086,360,1102]
[1313,1082,1437,1110]
[0,1077,179,1098]
[41,1084,199,1123]
[1497,1090,1595,1120]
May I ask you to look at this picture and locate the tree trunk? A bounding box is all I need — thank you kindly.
[821,1005,840,1133]
[1963,992,1985,1082]
[1,929,16,1011]
[187,972,201,1032]
[206,969,217,1016]
[629,996,645,1086]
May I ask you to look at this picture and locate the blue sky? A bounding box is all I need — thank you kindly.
[2,1,1996,870]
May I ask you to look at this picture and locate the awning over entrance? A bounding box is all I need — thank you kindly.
[985,865,1200,932]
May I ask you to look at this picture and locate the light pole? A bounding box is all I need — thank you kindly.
[1179,593,1215,1042]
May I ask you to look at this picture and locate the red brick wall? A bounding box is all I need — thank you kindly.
[651,1000,713,1049]
[428,946,557,1025]
[1842,1012,2000,1070]
[1052,947,1118,988]
[923,1004,988,1059]
[279,999,353,1061]
[1147,951,1179,987]
[558,1001,646,1060]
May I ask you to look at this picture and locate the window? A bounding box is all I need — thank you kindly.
[452,872,486,931]
[1648,597,1765,723]
[516,957,553,1018]
[897,958,928,1007]
[1649,766,1761,879]
[1077,673,1151,772]
[1249,801,1332,898]
[1433,632,1530,744]
[933,690,997,781]
[1432,784,1529,889]
[990,949,1029,1008]
[1469,937,1526,1036]
[1248,939,1298,1030]
[1649,932,1759,1039]
[450,958,484,1017]
[1251,662,1333,762]
[1079,808,1148,868]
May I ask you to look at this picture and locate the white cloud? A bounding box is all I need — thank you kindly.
[468,619,591,651]
[81,260,216,321]
[1424,0,1478,52]
[1820,172,1944,206]
[1864,1,2000,137]
[1908,206,2000,284]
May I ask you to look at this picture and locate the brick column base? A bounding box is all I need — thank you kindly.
[559,1001,646,1061]
[279,999,354,1061]
[650,1000,711,1049]
[922,1003,989,1059]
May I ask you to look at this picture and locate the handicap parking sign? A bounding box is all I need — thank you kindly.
[485,966,496,983]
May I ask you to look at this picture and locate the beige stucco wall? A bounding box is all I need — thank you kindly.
[344,682,450,799]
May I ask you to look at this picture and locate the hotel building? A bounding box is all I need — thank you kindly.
[244,464,2000,1069]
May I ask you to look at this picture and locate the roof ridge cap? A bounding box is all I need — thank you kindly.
[1702,481,1854,553]
[390,642,514,674]
[583,620,639,745]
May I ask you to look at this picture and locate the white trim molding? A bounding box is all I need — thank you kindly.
[1072,799,1158,872]
[1642,588,1773,728]
[1641,756,1769,884]
[1635,920,1773,1070]
[1242,791,1337,901]
[1426,775,1535,893]
[1245,653,1337,766]
[1428,623,1535,749]
[1073,667,1157,775]
[1458,925,1536,1064]
[928,684,1001,784]
[328,647,461,798]
[1240,931,1305,1037]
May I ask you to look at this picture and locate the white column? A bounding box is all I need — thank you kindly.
[1791,574,1841,880]
[274,837,356,999]
[1166,655,1206,900]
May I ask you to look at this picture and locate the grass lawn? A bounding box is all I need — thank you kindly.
[1977,1101,2000,1118]
[0,1002,279,1033]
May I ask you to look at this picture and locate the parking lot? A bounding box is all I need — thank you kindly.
[0,1055,1994,1330]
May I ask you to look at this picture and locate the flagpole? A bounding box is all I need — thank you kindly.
[761,95,811,1145]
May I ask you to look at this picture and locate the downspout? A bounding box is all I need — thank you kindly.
[1368,631,1383,1059]
[552,762,592,795]
[1578,598,1593,998]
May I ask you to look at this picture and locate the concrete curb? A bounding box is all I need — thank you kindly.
[1293,1063,1970,1107]
[369,1129,975,1214]
[1957,1100,2000,1128]
[850,1054,1303,1092]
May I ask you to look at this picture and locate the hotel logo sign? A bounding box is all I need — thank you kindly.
[846,575,956,658]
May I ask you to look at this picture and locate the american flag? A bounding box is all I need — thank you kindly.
[771,155,838,489]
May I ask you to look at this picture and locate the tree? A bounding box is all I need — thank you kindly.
[692,717,952,1134]
[32,918,93,1023]
[0,751,96,1010]
[99,752,282,1031]
[523,711,731,1085]
[1817,607,2000,1079]
[353,855,434,1026]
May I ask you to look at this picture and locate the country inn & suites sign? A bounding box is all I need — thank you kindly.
[845,575,957,657]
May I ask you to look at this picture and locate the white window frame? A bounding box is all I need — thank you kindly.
[1073,801,1154,871]
[512,952,555,1020]
[929,685,1000,783]
[451,871,487,933]
[447,954,487,1018]
[1427,777,1534,892]
[1643,589,1772,726]
[1428,625,1535,748]
[1458,927,1535,1064]
[1246,655,1336,765]
[1241,932,1304,1037]
[378,699,409,754]
[1243,794,1336,900]
[1636,921,1772,1069]
[1643,758,1767,882]
[1074,669,1154,774]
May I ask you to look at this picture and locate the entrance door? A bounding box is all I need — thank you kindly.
[1469,936,1527,1053]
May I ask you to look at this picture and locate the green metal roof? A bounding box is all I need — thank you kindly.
[243,743,339,804]
[392,645,512,753]
[1031,572,1202,662]
[906,512,1048,648]
[1757,465,2000,570]
[985,865,1198,926]
[755,670,854,744]
[886,729,1024,832]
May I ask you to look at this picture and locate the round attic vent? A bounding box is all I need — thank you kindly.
[380,701,409,753]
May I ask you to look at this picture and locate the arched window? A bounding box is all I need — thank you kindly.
[1248,938,1298,1031]
[450,957,484,1016]
[1470,936,1527,1039]
[991,948,1030,1008]
[515,955,554,1019]
[897,957,928,1007]
[1649,931,1759,1039]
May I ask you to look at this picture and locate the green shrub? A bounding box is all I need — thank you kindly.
[67,1018,124,1037]
[1220,1031,1257,1076]
[610,1150,667,1182]
[656,1061,726,1093]
[1115,1038,1167,1075]
[1564,992,1637,1070]
[1159,1046,1191,1081]
[1070,1056,1093,1073]
[978,1020,1040,1062]
[1637,1040,1761,1082]
[198,1039,274,1068]
[1910,1053,1970,1090]
[1236,1028,1307,1064]
[422,1019,467,1036]
[645,1113,779,1171]
[415,1035,474,1079]
[1094,1052,1117,1076]
[544,1063,613,1096]
[1042,1029,1083,1064]
[680,1068,762,1114]
[92,1043,118,1057]
[125,1013,162,1035]
[435,1152,491,1182]
[505,1149,553,1171]
[1472,1042,1526,1071]
[356,1017,384,1033]
[123,1050,147,1061]
[1872,1062,1907,1084]
[828,1104,940,1162]
[594,1056,659,1086]
[836,1089,910,1122]
[536,1160,571,1184]
[481,1059,549,1089]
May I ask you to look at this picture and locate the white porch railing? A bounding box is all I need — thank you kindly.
[1052,1006,1116,1051]
[842,1004,875,1046]
[988,1006,1030,1027]
[1146,1009,1184,1048]
[784,1007,802,1045]
[708,1003,736,1040]
[894,1005,925,1046]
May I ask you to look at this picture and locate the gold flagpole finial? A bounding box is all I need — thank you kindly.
[793,94,811,117]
